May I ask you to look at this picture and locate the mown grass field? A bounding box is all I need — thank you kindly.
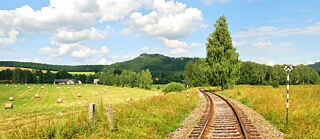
[220,85,320,139]
[0,84,198,138]
[68,72,95,75]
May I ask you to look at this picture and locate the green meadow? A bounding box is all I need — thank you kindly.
[0,84,198,138]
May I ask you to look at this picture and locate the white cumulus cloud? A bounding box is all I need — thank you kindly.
[51,28,106,45]
[0,29,19,46]
[128,0,203,39]
[97,0,141,22]
[160,37,203,55]
[100,46,109,55]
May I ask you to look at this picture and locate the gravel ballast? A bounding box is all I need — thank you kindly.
[168,92,285,139]
[167,92,206,139]
[226,97,285,139]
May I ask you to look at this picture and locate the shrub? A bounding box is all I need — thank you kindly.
[161,82,185,93]
[272,80,279,88]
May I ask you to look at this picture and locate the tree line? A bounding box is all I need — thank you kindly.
[184,59,319,86]
[0,61,105,72]
[0,68,96,84]
[0,54,196,84]
[98,68,153,89]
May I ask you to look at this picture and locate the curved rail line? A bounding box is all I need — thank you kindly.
[190,90,260,139]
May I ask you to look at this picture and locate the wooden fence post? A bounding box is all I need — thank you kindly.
[89,103,96,124]
[106,105,114,129]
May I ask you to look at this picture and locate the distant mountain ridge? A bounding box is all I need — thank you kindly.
[307,62,320,72]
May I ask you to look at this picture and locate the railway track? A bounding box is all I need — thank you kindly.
[189,90,261,139]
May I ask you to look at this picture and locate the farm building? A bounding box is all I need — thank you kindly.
[93,79,99,84]
[54,79,82,85]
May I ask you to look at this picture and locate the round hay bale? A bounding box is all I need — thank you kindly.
[126,98,133,102]
[44,84,47,86]
[77,93,82,97]
[41,86,44,89]
[57,98,63,103]
[78,87,81,89]
[6,84,9,87]
[123,90,126,93]
[25,84,27,85]
[104,89,107,92]
[95,92,99,95]
[5,103,13,109]
[9,97,14,101]
[14,85,17,88]
[35,94,40,98]
[28,86,31,89]
[67,87,70,89]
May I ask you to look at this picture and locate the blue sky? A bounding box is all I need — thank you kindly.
[0,0,319,65]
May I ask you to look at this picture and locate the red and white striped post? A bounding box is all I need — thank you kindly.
[284,65,293,125]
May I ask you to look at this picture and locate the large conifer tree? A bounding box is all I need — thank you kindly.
[206,16,240,90]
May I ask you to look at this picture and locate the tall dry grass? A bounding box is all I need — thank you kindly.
[222,85,320,138]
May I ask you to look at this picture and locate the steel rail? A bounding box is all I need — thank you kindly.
[213,93,249,139]
[197,91,214,139]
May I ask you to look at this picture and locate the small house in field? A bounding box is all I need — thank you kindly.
[54,79,82,85]
[73,79,82,84]
[93,79,99,84]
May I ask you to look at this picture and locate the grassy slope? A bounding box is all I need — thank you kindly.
[221,85,320,138]
[0,84,199,138]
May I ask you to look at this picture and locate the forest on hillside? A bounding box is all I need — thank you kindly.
[307,62,320,72]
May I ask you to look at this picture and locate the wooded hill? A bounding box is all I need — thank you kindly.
[307,62,320,72]
[0,54,196,84]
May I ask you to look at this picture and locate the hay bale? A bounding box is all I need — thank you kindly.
[104,89,107,92]
[5,103,13,109]
[25,84,27,85]
[77,93,82,97]
[68,87,70,89]
[6,84,9,87]
[35,94,40,98]
[95,92,99,95]
[28,86,31,89]
[57,98,63,103]
[126,98,133,102]
[41,86,44,89]
[78,87,81,89]
[14,85,17,88]
[9,97,14,101]
[123,90,126,93]
[44,84,47,86]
